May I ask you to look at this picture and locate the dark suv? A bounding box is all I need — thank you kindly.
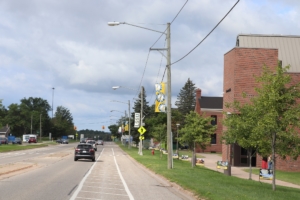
[74,144,95,162]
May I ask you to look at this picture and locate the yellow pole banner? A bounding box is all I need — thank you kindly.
[155,82,166,112]
[125,124,128,131]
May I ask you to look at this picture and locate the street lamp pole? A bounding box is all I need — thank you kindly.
[52,87,55,119]
[111,100,131,149]
[108,22,172,167]
[139,86,144,155]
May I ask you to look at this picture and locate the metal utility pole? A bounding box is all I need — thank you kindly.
[40,114,42,142]
[139,86,144,155]
[128,100,131,149]
[52,87,55,118]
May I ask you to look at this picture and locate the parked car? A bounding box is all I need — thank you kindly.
[97,140,104,145]
[61,139,69,144]
[74,144,95,162]
[56,139,62,143]
[28,137,37,143]
[0,137,8,144]
[86,140,97,151]
[12,137,22,144]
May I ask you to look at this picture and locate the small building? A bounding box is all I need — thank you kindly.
[195,88,223,153]
[0,125,10,138]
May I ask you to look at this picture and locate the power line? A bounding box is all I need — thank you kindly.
[171,0,240,66]
[150,0,189,48]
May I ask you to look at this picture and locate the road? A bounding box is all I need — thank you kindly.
[0,142,195,200]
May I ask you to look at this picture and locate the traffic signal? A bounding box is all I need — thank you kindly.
[102,125,105,130]
[74,126,77,130]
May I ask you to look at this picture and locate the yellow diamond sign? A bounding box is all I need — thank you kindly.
[138,126,146,135]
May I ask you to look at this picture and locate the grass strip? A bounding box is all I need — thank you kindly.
[0,144,48,152]
[119,144,300,200]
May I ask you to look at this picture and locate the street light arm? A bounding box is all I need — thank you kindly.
[111,110,124,113]
[112,85,138,92]
[111,100,128,105]
[108,21,166,35]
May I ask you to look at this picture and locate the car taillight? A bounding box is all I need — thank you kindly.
[89,149,94,152]
[75,148,80,152]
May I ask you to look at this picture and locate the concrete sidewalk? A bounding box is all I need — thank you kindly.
[198,153,300,189]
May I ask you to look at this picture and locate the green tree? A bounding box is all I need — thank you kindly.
[52,106,75,137]
[179,111,216,167]
[223,101,270,180]
[252,65,300,190]
[0,100,7,127]
[175,78,196,123]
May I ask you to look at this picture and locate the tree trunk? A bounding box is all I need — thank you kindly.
[248,149,252,180]
[272,132,276,191]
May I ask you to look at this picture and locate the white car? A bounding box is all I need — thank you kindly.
[86,140,97,151]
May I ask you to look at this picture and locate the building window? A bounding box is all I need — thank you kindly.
[211,133,216,144]
[211,115,217,126]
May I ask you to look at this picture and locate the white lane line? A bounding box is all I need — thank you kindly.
[112,148,134,200]
[69,148,104,200]
[83,186,125,190]
[80,190,128,196]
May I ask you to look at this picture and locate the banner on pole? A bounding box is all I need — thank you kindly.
[155,82,166,112]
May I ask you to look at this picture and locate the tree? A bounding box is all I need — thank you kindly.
[178,111,216,167]
[223,101,270,180]
[252,65,300,190]
[175,78,196,123]
[224,65,300,190]
[52,106,75,137]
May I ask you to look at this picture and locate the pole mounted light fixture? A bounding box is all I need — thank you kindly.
[108,21,172,168]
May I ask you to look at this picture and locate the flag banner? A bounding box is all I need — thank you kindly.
[155,82,166,112]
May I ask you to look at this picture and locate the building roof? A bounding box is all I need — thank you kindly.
[236,34,300,72]
[198,96,223,109]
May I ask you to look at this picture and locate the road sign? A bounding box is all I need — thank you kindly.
[138,126,146,135]
[134,113,140,128]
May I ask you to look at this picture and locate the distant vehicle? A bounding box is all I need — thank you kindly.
[97,140,104,145]
[61,139,68,144]
[28,137,37,143]
[0,137,8,144]
[86,140,97,151]
[74,144,95,162]
[80,138,86,143]
[12,137,22,145]
[56,139,62,143]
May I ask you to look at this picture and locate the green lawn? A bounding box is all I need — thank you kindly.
[0,144,49,152]
[120,145,300,200]
[244,168,300,186]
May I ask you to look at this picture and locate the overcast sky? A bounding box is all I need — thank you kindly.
[1,0,299,132]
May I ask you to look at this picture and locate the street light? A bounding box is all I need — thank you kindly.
[111,99,131,149]
[107,22,173,169]
[52,87,55,119]
[112,85,144,154]
[108,22,172,168]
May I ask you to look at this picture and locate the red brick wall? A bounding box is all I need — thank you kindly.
[194,88,222,153]
[223,47,279,164]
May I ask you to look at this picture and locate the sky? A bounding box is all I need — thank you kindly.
[1,0,300,132]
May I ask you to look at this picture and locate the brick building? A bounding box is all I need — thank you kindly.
[194,34,300,171]
[223,34,300,172]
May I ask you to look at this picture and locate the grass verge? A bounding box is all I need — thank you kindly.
[0,144,48,152]
[119,144,300,200]
[243,168,300,186]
